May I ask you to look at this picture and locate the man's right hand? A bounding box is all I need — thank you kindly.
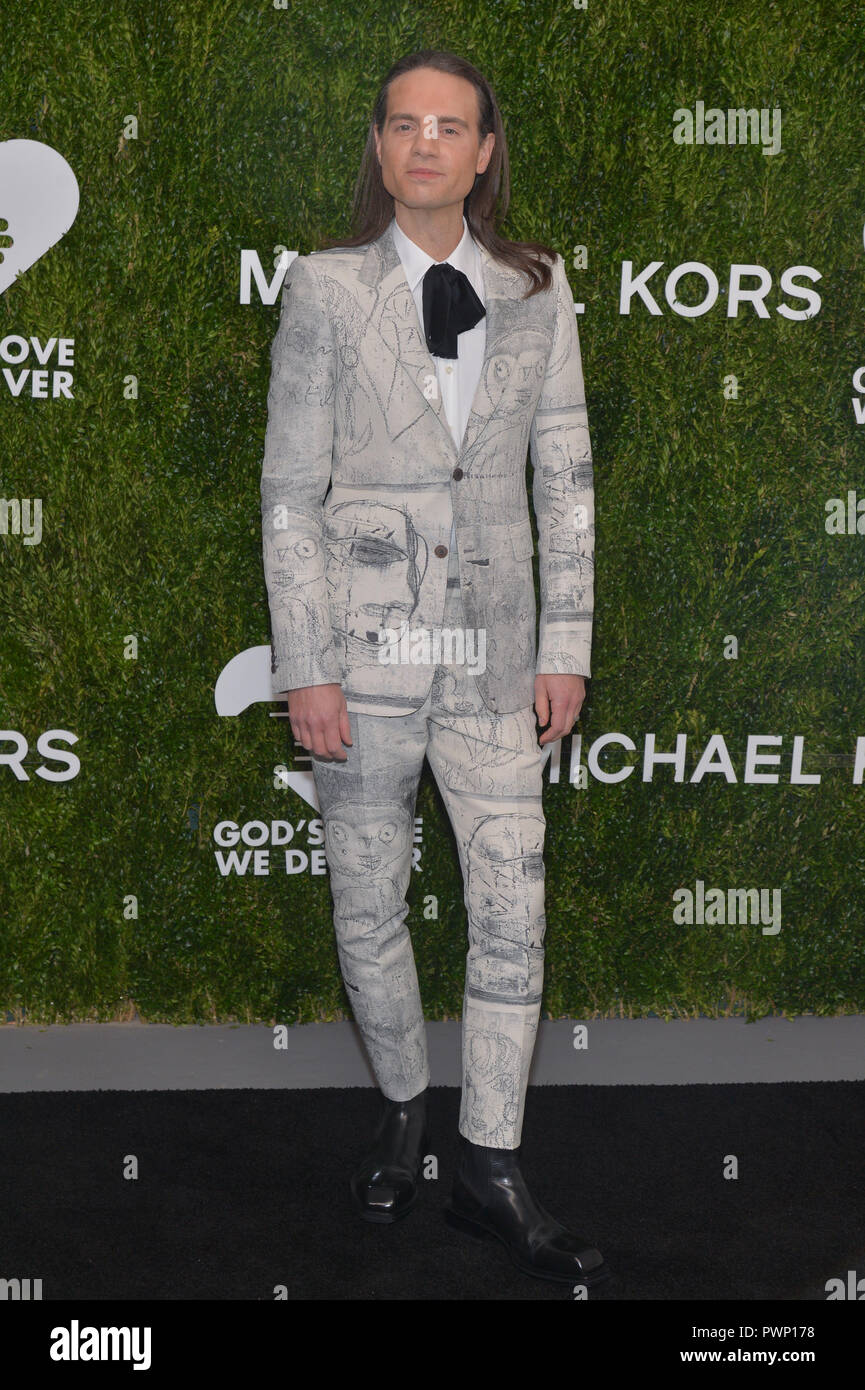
[282,683,353,761]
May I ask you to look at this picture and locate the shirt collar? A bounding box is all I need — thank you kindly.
[390,213,481,295]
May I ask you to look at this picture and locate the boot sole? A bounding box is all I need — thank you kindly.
[444,1202,612,1287]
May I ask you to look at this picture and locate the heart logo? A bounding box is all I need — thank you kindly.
[0,139,79,295]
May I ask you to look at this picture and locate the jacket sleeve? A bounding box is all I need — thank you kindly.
[260,254,342,695]
[529,252,595,679]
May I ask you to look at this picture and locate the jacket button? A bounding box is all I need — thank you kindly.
[434,544,448,558]
[452,467,464,480]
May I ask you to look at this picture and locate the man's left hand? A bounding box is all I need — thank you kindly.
[534,673,586,746]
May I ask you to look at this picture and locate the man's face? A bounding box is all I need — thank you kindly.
[373,67,495,215]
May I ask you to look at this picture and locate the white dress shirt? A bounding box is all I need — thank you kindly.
[390,213,486,557]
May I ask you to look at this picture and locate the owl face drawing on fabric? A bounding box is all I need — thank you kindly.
[323,800,411,880]
[482,345,548,416]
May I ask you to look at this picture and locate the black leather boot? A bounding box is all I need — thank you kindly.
[445,1134,610,1285]
[349,1089,429,1223]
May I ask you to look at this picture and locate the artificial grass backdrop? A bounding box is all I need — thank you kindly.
[1,0,863,1023]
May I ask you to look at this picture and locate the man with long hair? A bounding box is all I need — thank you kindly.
[261,49,605,1286]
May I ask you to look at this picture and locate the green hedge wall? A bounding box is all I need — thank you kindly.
[1,0,863,1024]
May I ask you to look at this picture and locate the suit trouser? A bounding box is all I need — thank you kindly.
[310,546,547,1149]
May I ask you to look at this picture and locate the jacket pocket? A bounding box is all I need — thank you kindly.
[509,519,535,560]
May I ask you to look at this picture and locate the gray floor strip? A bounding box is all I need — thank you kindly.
[1,1016,863,1091]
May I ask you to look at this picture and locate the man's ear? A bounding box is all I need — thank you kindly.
[477,131,495,175]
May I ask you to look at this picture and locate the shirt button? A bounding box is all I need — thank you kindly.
[446,365,453,374]
[434,544,448,558]
[452,467,463,480]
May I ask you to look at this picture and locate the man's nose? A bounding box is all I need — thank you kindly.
[412,125,439,154]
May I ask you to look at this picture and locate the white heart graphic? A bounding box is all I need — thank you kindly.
[0,139,79,295]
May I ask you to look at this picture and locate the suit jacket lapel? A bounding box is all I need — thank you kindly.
[356,219,524,462]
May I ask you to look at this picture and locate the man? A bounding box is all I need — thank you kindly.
[260,50,606,1286]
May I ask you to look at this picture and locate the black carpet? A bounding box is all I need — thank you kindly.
[1,1081,862,1300]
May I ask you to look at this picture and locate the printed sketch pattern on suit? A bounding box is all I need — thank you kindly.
[310,575,548,1148]
[260,220,596,1151]
[260,222,594,711]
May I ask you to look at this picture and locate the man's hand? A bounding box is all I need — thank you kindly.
[534,673,586,746]
[282,683,353,761]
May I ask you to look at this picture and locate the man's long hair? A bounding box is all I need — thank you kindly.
[319,50,557,298]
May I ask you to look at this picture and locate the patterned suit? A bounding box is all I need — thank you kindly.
[261,217,594,1147]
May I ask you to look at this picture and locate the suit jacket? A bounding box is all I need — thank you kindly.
[260,218,594,715]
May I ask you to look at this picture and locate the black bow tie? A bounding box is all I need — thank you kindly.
[421,261,485,359]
